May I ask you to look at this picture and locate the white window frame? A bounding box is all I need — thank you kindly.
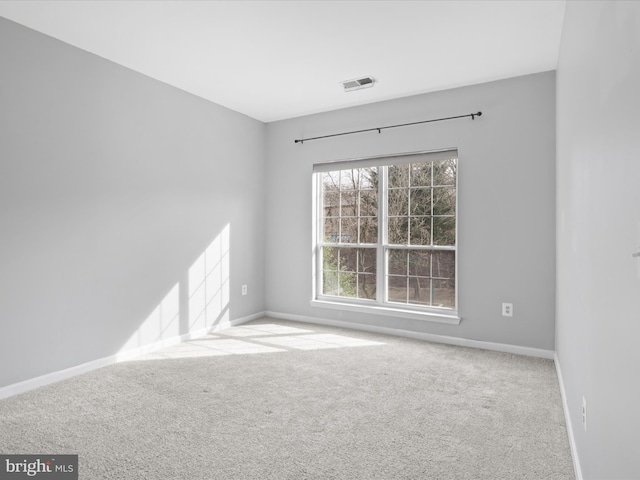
[310,149,461,325]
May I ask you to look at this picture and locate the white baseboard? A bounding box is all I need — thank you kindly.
[0,311,265,400]
[554,353,583,480]
[265,310,555,359]
[0,356,117,401]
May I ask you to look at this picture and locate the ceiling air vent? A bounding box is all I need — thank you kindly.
[341,76,375,92]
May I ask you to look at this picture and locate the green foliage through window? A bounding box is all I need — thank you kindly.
[317,154,457,310]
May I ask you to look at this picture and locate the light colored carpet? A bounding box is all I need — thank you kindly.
[0,318,574,479]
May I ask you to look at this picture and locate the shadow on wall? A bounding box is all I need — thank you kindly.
[119,224,231,356]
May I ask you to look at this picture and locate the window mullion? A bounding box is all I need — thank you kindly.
[316,173,324,297]
[377,166,387,304]
[338,171,342,242]
[430,162,435,305]
[431,163,434,246]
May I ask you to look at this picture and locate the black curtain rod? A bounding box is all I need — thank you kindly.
[294,111,482,144]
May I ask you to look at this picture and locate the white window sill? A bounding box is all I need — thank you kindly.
[310,299,461,325]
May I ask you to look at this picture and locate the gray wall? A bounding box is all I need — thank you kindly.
[0,18,266,388]
[265,72,556,351]
[556,2,640,478]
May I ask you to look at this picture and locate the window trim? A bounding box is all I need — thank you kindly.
[309,299,460,324]
[311,150,460,324]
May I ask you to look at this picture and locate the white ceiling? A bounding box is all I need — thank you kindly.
[0,0,566,123]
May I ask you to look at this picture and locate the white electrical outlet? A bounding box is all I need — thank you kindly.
[502,303,513,317]
[582,396,587,432]
[242,285,248,296]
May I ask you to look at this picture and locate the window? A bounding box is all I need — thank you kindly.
[313,150,458,320]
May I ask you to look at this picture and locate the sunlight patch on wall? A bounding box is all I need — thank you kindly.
[118,223,232,358]
[189,224,231,331]
[121,282,180,352]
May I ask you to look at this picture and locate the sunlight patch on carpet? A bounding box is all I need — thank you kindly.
[130,324,385,361]
[134,339,285,360]
[256,334,385,350]
[221,324,314,337]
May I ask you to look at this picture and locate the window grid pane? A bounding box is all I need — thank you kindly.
[322,168,379,246]
[387,160,456,248]
[320,247,378,300]
[385,249,455,308]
